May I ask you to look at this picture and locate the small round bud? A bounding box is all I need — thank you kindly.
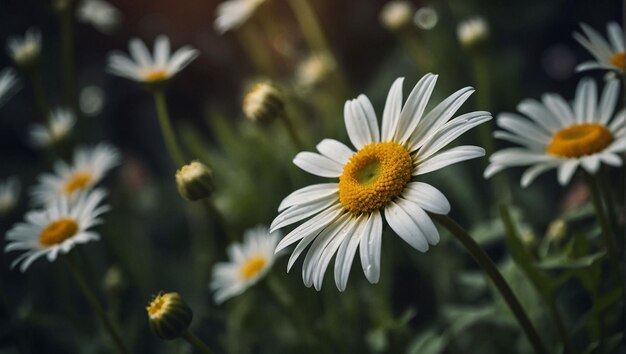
[520,230,537,250]
[243,82,285,123]
[380,1,413,31]
[146,292,193,340]
[546,219,567,243]
[103,266,125,295]
[457,17,489,49]
[176,161,214,201]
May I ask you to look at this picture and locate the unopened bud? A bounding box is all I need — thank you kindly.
[546,219,567,243]
[243,82,285,123]
[146,292,193,340]
[176,161,214,201]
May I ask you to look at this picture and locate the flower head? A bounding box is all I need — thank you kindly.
[176,161,215,201]
[29,108,76,148]
[485,77,625,187]
[210,226,280,304]
[574,22,625,73]
[6,28,41,69]
[107,36,199,85]
[77,0,122,34]
[0,176,21,215]
[146,292,193,340]
[457,17,489,48]
[271,74,491,291]
[5,188,108,272]
[380,1,413,31]
[214,0,266,34]
[0,68,21,107]
[31,143,121,205]
[243,82,285,123]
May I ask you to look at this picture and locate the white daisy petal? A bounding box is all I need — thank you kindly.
[344,96,379,149]
[385,200,429,252]
[271,195,338,232]
[416,146,485,175]
[274,204,342,252]
[293,152,343,178]
[520,162,559,188]
[334,215,366,291]
[598,78,619,125]
[316,139,354,166]
[359,211,383,284]
[418,112,491,160]
[557,160,579,185]
[517,98,561,132]
[381,77,404,141]
[497,113,552,145]
[541,94,576,126]
[396,73,438,144]
[403,182,450,214]
[278,183,338,212]
[607,22,625,52]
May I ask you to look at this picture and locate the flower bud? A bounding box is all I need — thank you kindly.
[546,219,567,243]
[146,292,193,340]
[457,17,489,49]
[380,1,412,31]
[243,82,285,123]
[176,161,214,201]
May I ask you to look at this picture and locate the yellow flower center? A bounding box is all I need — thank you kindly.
[338,142,413,215]
[611,52,625,70]
[39,218,78,246]
[65,171,93,194]
[143,69,169,82]
[546,123,613,158]
[240,256,267,279]
[146,293,173,319]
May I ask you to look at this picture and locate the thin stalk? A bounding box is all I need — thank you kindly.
[180,330,216,354]
[584,173,624,284]
[203,199,237,243]
[153,90,186,167]
[545,296,573,354]
[65,255,131,354]
[279,113,305,150]
[597,169,622,252]
[431,214,548,354]
[28,69,50,123]
[59,2,77,112]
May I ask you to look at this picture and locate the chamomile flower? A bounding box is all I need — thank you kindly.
[484,77,625,187]
[214,0,266,34]
[271,74,491,291]
[31,143,121,205]
[0,177,21,215]
[28,108,76,148]
[210,226,280,304]
[77,0,122,34]
[0,68,21,107]
[573,22,625,73]
[107,36,199,84]
[6,27,41,68]
[5,188,108,272]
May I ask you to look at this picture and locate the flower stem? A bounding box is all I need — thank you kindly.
[431,214,548,354]
[65,255,131,354]
[279,113,305,150]
[28,69,50,123]
[153,90,186,167]
[181,330,216,354]
[203,199,237,243]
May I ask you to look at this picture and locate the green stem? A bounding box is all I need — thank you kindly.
[28,69,50,123]
[181,330,216,354]
[584,173,624,284]
[153,90,186,166]
[279,113,305,150]
[203,199,237,243]
[59,2,77,113]
[545,296,573,354]
[65,255,131,354]
[431,214,548,354]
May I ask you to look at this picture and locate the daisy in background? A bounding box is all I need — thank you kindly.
[5,188,108,272]
[0,177,21,215]
[573,22,624,73]
[28,108,76,148]
[214,0,266,34]
[484,77,625,187]
[6,27,41,68]
[0,68,21,107]
[31,143,121,205]
[77,0,122,34]
[271,73,491,291]
[107,36,199,84]
[211,226,280,304]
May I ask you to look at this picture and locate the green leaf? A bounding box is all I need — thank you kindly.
[535,251,606,270]
[405,328,447,354]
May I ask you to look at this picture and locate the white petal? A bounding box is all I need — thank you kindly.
[344,95,379,149]
[396,74,438,144]
[607,22,625,52]
[599,153,623,166]
[278,183,338,212]
[403,182,450,214]
[167,47,199,73]
[154,35,170,67]
[381,77,404,141]
[557,160,579,185]
[385,200,429,252]
[293,152,343,178]
[574,78,596,123]
[520,163,559,188]
[418,112,491,159]
[128,38,152,67]
[497,113,552,145]
[334,215,366,291]
[274,204,342,253]
[598,79,619,125]
[517,98,561,132]
[416,145,485,175]
[316,139,354,165]
[359,211,383,283]
[581,155,601,173]
[270,195,337,232]
[541,94,576,126]
[575,61,617,72]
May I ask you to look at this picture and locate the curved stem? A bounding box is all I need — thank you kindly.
[181,330,216,354]
[431,214,548,354]
[65,255,131,354]
[279,113,305,151]
[153,90,186,167]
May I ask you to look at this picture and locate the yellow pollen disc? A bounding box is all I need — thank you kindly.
[65,172,93,194]
[143,69,170,82]
[240,256,267,279]
[546,123,613,158]
[611,52,625,70]
[339,142,413,215]
[39,218,79,246]
[146,293,172,319]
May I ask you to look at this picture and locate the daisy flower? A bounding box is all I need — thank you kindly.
[0,176,20,215]
[107,36,199,84]
[214,0,266,34]
[28,108,76,148]
[0,68,21,107]
[573,22,625,73]
[210,226,280,304]
[271,74,491,291]
[77,0,122,34]
[5,188,108,272]
[31,143,121,205]
[484,77,625,187]
[6,27,41,68]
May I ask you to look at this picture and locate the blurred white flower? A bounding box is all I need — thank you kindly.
[214,0,266,34]
[0,177,20,215]
[0,68,21,107]
[79,86,105,116]
[380,1,413,31]
[31,143,121,205]
[77,0,122,34]
[107,36,199,84]
[6,27,41,68]
[296,54,334,89]
[5,189,108,272]
[457,17,489,48]
[210,226,280,304]
[414,6,438,30]
[29,108,76,149]
[574,22,625,73]
[485,78,626,187]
